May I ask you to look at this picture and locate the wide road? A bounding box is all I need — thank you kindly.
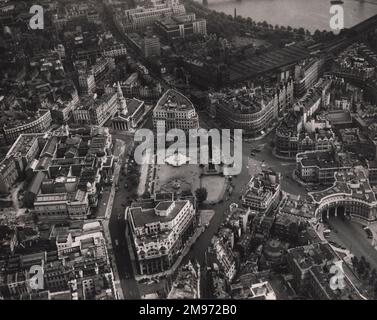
[108,133,141,299]
[328,216,377,270]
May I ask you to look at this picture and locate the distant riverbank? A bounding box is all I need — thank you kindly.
[198,0,377,32]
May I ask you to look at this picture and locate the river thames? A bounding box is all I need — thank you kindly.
[200,0,377,32]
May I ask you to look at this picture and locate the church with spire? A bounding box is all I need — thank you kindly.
[117,81,128,117]
[111,82,146,132]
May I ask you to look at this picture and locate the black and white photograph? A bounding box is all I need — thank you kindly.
[0,0,377,310]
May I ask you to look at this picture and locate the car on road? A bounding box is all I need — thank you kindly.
[364,227,373,239]
[115,239,119,246]
[323,230,331,238]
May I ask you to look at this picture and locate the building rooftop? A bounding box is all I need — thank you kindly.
[6,134,41,158]
[211,86,278,115]
[127,98,144,116]
[279,194,316,219]
[154,89,194,113]
[130,200,187,227]
[168,261,200,299]
[310,167,376,204]
[227,44,310,83]
[298,149,351,170]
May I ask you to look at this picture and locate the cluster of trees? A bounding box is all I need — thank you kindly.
[351,256,377,297]
[127,162,139,189]
[195,187,208,204]
[121,156,140,200]
[183,0,312,47]
[184,0,338,48]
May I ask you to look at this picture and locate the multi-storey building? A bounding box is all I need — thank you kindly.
[231,280,277,300]
[287,242,360,299]
[34,189,90,221]
[0,134,43,193]
[275,78,332,158]
[102,43,127,58]
[18,129,114,219]
[298,126,335,154]
[123,73,139,95]
[155,13,207,40]
[167,261,201,299]
[210,82,292,138]
[242,169,281,214]
[50,85,80,123]
[56,229,107,260]
[296,149,352,185]
[0,225,17,257]
[0,221,116,300]
[127,198,197,275]
[208,236,237,282]
[0,157,18,194]
[153,89,199,133]
[275,110,302,158]
[121,0,186,31]
[142,35,161,58]
[78,70,96,95]
[294,58,324,98]
[73,91,118,127]
[2,110,52,144]
[310,168,377,221]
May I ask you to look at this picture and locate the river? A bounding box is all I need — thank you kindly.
[200,0,377,32]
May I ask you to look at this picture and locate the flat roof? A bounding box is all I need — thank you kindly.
[130,200,187,227]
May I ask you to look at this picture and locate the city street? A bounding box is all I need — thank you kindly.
[184,120,307,264]
[107,110,309,296]
[108,134,141,299]
[327,217,377,271]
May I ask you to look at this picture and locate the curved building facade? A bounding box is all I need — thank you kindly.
[153,89,199,132]
[3,110,52,144]
[210,82,292,138]
[310,169,377,222]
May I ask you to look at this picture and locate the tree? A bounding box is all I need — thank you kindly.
[195,187,208,204]
[142,191,151,199]
[129,174,138,187]
[288,222,300,244]
[357,260,366,275]
[351,256,359,270]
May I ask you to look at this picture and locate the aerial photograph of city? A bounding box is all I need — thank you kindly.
[0,0,377,310]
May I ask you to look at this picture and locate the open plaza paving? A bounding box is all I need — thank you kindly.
[140,158,228,204]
